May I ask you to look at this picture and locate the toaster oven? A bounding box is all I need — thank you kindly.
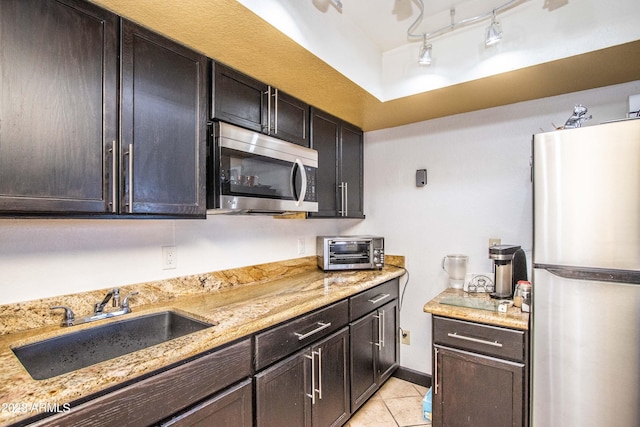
[317,236,385,271]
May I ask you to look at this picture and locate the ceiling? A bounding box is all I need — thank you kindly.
[91,0,640,132]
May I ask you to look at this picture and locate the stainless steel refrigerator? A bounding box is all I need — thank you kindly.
[531,119,640,426]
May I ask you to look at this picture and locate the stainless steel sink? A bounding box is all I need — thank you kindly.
[12,311,214,380]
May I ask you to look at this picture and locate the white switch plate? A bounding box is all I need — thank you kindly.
[162,246,177,270]
[297,238,305,255]
[401,329,411,345]
[489,238,501,247]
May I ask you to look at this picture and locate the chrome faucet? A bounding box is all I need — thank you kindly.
[51,289,139,327]
[94,288,120,314]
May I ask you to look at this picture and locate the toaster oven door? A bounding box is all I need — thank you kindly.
[329,240,373,268]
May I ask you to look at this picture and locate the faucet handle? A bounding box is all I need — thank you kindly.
[121,292,139,311]
[51,306,75,327]
[112,288,120,307]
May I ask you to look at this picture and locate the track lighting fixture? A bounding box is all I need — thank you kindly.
[407,0,527,65]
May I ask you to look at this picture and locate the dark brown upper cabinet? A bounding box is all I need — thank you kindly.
[0,0,118,214]
[212,62,310,147]
[0,0,207,218]
[120,20,207,217]
[309,108,364,218]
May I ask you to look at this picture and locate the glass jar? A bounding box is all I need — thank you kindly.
[513,282,524,308]
[519,281,532,313]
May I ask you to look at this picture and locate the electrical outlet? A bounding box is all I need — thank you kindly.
[401,329,411,345]
[162,245,177,270]
[489,238,501,247]
[297,238,305,255]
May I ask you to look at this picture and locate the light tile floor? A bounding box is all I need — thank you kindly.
[346,377,431,427]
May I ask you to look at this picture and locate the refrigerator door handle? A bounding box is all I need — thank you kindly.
[535,264,640,285]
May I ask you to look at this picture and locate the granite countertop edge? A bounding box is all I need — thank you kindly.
[423,288,529,331]
[0,256,405,426]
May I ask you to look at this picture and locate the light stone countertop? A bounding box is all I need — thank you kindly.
[0,256,405,426]
[423,288,529,330]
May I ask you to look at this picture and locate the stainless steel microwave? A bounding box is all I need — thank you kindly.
[317,236,385,271]
[207,121,318,214]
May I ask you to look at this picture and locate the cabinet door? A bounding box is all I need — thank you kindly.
[309,108,340,217]
[160,379,252,427]
[377,300,399,383]
[256,351,311,427]
[0,0,117,214]
[121,20,207,217]
[212,62,268,133]
[433,345,525,427]
[349,312,378,411]
[339,122,364,218]
[270,89,310,147]
[312,328,350,427]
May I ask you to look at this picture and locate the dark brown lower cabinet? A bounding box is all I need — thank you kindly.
[255,327,350,427]
[431,316,529,427]
[31,339,252,427]
[433,346,524,427]
[160,378,253,427]
[350,299,399,412]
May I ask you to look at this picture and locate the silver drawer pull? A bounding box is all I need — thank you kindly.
[295,322,332,341]
[447,332,503,348]
[368,293,390,304]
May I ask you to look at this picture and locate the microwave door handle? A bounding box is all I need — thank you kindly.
[290,159,307,207]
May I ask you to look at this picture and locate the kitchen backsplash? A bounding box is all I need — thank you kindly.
[0,255,404,335]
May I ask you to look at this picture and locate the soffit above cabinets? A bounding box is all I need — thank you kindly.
[91,0,640,131]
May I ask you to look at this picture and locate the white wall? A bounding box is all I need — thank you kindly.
[351,80,640,374]
[0,215,356,304]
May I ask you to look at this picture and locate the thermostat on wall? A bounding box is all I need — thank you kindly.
[416,169,427,187]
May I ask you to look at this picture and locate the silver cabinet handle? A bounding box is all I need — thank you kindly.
[434,347,439,395]
[339,182,346,216]
[305,348,322,404]
[380,309,385,348]
[109,140,117,213]
[316,348,323,400]
[266,86,272,133]
[344,181,348,216]
[447,332,503,348]
[373,309,385,348]
[274,87,278,134]
[126,143,134,213]
[305,351,316,404]
[294,322,332,341]
[368,293,390,304]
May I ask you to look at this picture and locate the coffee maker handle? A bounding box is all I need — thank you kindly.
[512,248,528,292]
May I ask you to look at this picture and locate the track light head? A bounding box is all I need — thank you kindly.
[485,11,503,46]
[418,36,432,66]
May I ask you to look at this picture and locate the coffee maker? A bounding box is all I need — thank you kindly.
[489,244,527,299]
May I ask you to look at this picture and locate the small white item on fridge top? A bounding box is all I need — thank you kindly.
[629,94,640,117]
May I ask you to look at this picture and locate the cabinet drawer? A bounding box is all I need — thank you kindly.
[433,316,525,362]
[35,338,252,427]
[350,279,399,321]
[255,300,348,370]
